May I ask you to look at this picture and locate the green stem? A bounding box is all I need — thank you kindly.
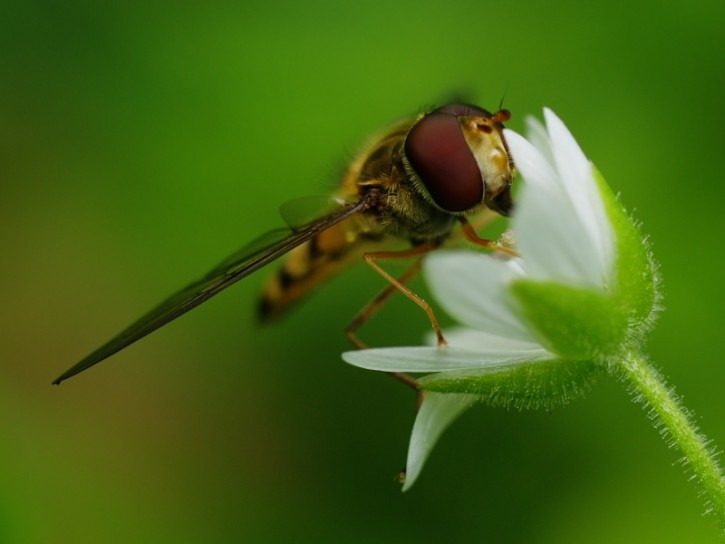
[615,350,725,530]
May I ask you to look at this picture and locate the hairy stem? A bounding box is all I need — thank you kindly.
[615,350,725,530]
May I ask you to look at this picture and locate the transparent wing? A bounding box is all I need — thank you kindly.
[53,195,373,384]
[279,195,349,232]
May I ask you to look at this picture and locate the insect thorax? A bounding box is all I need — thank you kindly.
[350,120,457,244]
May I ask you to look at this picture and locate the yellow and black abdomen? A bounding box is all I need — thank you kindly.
[257,218,381,320]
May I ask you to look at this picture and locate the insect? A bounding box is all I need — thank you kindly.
[53,103,515,385]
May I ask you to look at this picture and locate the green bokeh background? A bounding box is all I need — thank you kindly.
[2,1,723,542]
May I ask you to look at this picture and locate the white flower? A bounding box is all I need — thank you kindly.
[343,109,658,490]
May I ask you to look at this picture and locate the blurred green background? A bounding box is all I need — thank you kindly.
[1,0,723,542]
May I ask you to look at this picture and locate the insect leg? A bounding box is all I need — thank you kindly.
[346,258,425,351]
[468,208,499,232]
[347,242,445,350]
[346,244,440,396]
[458,217,518,256]
[347,255,431,394]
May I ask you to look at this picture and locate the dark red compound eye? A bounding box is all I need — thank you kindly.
[405,106,485,212]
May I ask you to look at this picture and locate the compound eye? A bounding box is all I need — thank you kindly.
[405,112,483,212]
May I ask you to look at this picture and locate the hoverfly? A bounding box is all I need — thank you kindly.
[53,103,515,385]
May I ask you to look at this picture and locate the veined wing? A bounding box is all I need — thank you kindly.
[278,195,353,232]
[53,194,375,384]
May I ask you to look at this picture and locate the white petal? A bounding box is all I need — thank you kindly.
[524,115,554,165]
[504,128,559,192]
[342,345,553,372]
[402,392,476,491]
[504,127,609,288]
[544,108,615,281]
[438,326,548,352]
[424,251,536,342]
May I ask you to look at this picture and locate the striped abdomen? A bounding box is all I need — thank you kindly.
[257,219,366,320]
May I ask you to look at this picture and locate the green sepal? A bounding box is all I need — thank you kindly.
[419,358,602,411]
[594,168,658,331]
[511,281,628,361]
